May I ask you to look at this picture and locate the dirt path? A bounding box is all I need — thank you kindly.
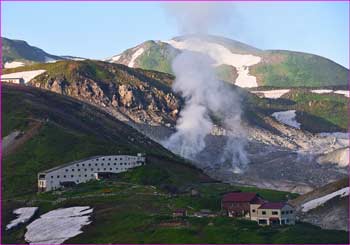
[2,121,43,158]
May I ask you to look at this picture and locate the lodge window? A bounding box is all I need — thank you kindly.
[71,175,74,178]
[252,209,256,213]
[108,163,110,166]
[72,169,75,172]
[102,158,105,161]
[88,164,91,166]
[91,168,94,171]
[290,211,293,214]
[116,168,118,170]
[262,211,266,215]
[110,168,112,171]
[51,176,53,178]
[65,169,68,172]
[95,163,97,166]
[97,168,100,171]
[101,163,104,166]
[64,175,66,178]
[108,158,111,161]
[82,164,85,166]
[57,176,60,178]
[91,174,94,177]
[272,211,278,215]
[104,168,106,171]
[78,169,80,171]
[77,164,79,167]
[85,174,87,177]
[114,163,116,166]
[281,211,285,215]
[84,169,87,171]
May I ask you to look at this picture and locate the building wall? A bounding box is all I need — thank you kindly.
[222,202,251,217]
[38,155,145,191]
[257,205,295,225]
[280,205,296,225]
[257,208,280,225]
[249,204,261,221]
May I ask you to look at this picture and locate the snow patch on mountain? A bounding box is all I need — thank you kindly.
[164,38,261,88]
[334,90,350,97]
[251,89,290,99]
[129,48,145,68]
[272,110,300,129]
[301,187,350,212]
[2,70,46,83]
[6,207,38,230]
[110,55,121,62]
[311,89,349,98]
[25,206,93,244]
[4,61,25,68]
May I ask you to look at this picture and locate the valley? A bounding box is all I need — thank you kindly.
[1,33,349,244]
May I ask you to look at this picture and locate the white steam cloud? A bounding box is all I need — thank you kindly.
[163,3,249,173]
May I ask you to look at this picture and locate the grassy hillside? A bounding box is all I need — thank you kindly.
[252,50,348,87]
[244,88,348,133]
[2,37,62,66]
[2,84,348,244]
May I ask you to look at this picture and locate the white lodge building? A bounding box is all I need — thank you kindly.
[38,154,145,192]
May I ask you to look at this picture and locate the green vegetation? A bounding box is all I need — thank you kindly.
[252,51,348,87]
[137,41,178,74]
[244,88,348,133]
[2,83,349,244]
[2,37,61,65]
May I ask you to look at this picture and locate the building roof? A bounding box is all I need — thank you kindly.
[222,192,258,202]
[174,209,186,213]
[258,202,288,210]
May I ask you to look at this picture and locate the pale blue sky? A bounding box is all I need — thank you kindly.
[2,2,349,67]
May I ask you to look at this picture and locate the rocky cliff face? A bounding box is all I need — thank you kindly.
[29,62,182,126]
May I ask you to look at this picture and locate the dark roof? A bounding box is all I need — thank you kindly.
[222,192,257,202]
[258,202,288,209]
[174,209,186,213]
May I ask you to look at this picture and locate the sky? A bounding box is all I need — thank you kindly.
[2,1,349,68]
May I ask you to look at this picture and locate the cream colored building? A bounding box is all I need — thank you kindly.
[256,202,295,225]
[38,154,145,192]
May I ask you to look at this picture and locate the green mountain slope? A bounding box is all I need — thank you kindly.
[3,60,347,133]
[2,37,63,66]
[251,50,349,87]
[107,35,348,88]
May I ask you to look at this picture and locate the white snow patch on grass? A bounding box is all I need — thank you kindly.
[1,70,46,83]
[164,38,261,88]
[6,207,38,230]
[128,48,145,68]
[4,61,25,69]
[301,187,350,212]
[334,90,349,97]
[272,110,300,129]
[311,89,349,98]
[251,89,290,99]
[310,89,333,94]
[25,206,93,244]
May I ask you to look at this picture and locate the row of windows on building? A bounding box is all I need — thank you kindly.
[50,167,127,179]
[84,157,134,163]
[257,210,293,215]
[73,162,136,168]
